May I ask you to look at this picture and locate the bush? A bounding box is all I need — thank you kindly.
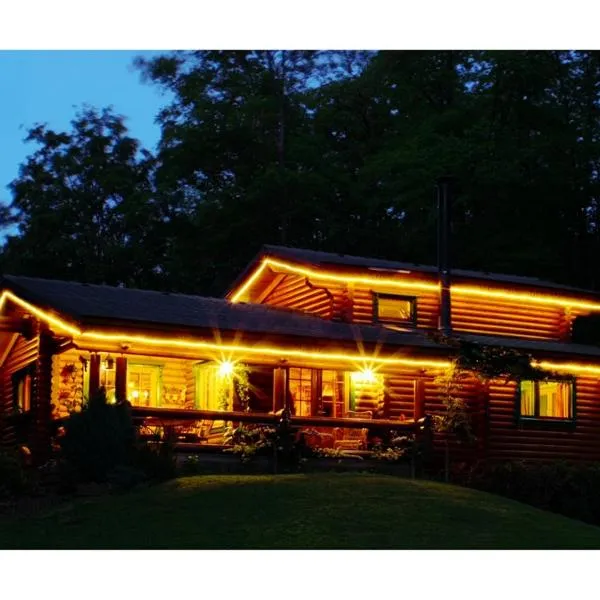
[59,390,136,483]
[58,389,176,487]
[0,449,29,498]
[452,460,600,526]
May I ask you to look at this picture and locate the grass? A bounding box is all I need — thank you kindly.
[1,473,600,549]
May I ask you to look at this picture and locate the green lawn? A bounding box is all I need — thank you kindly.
[1,473,600,549]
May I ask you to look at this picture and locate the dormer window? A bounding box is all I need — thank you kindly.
[373,293,416,326]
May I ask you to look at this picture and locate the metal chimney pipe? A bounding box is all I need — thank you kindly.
[436,176,453,335]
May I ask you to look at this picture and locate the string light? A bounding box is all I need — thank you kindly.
[218,360,235,377]
[229,257,600,312]
[3,289,600,377]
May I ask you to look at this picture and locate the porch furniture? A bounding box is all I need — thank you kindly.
[333,411,372,450]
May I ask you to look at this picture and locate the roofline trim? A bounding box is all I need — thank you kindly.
[228,256,600,312]
[3,288,600,375]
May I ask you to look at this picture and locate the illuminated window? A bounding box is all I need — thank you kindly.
[320,370,345,418]
[100,367,116,403]
[519,380,574,420]
[195,363,223,411]
[288,367,313,416]
[127,364,162,407]
[373,293,416,325]
[12,367,32,412]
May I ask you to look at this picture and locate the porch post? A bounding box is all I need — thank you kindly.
[115,356,128,403]
[414,375,426,421]
[89,353,101,399]
[31,325,53,465]
[272,364,288,412]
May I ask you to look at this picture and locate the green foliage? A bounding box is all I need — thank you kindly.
[233,364,251,411]
[59,389,136,483]
[312,447,364,460]
[223,424,275,463]
[433,362,475,444]
[432,333,566,383]
[0,449,29,498]
[371,434,412,462]
[5,51,600,296]
[58,388,176,486]
[452,460,600,526]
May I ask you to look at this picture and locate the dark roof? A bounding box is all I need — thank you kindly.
[1,274,437,348]
[6,273,600,360]
[258,245,597,295]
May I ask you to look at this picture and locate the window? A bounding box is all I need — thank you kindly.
[288,367,313,416]
[287,368,349,417]
[195,363,222,411]
[100,366,116,403]
[519,380,574,420]
[12,367,32,412]
[127,364,162,406]
[373,293,416,325]
[320,370,345,417]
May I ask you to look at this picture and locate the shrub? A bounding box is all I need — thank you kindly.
[452,460,600,526]
[0,449,29,498]
[58,388,176,486]
[59,389,136,483]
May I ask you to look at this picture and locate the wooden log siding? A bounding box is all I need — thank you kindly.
[263,274,334,318]
[487,377,600,462]
[0,335,39,447]
[450,296,588,341]
[386,373,420,420]
[255,267,597,341]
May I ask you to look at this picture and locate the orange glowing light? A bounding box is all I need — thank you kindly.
[229,258,439,302]
[218,360,235,377]
[3,289,600,377]
[531,360,600,376]
[229,258,600,312]
[351,367,379,383]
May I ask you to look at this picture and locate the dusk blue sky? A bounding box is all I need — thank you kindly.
[0,50,170,205]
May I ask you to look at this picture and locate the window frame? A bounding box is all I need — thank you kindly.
[285,366,349,417]
[12,365,34,413]
[516,378,576,424]
[127,362,163,407]
[372,292,417,327]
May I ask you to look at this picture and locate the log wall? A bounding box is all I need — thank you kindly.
[255,267,593,340]
[0,335,39,447]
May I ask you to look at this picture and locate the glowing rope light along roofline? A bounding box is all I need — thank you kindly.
[3,289,600,376]
[229,258,440,302]
[0,291,81,336]
[230,257,600,312]
[0,289,451,368]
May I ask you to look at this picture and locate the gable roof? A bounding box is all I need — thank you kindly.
[230,244,596,296]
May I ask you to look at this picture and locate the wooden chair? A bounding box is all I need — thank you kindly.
[333,411,372,450]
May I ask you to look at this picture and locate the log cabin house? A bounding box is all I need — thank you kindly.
[3,243,600,464]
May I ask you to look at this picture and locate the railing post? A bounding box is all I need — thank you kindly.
[115,356,128,403]
[89,353,101,400]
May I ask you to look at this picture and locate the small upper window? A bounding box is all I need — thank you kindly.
[373,293,416,325]
[519,380,574,421]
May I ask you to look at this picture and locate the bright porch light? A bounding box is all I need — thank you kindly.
[218,360,235,377]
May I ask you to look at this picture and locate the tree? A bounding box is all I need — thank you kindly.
[1,107,166,289]
[135,50,372,294]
